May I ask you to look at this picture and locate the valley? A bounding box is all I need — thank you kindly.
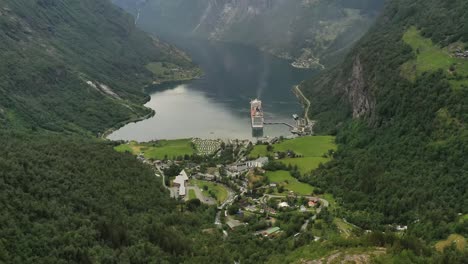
[0,0,466,263]
[108,39,317,141]
[113,0,384,69]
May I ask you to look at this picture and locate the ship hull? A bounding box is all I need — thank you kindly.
[250,99,264,130]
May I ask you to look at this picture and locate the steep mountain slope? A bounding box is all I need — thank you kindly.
[301,0,468,240]
[0,0,197,135]
[113,0,384,68]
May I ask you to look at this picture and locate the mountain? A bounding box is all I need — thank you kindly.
[0,0,467,263]
[0,0,198,135]
[301,0,468,241]
[113,0,384,68]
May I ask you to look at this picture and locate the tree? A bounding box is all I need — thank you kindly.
[186,199,201,211]
[228,205,240,215]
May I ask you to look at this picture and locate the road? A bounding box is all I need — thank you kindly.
[293,85,311,124]
[155,164,176,198]
[301,219,310,231]
[187,185,216,205]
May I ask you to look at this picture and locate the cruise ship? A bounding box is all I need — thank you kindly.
[250,99,264,130]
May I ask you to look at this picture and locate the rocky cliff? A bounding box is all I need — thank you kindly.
[346,56,374,119]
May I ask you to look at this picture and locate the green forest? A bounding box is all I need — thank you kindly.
[301,0,468,242]
[0,0,467,263]
[0,0,197,135]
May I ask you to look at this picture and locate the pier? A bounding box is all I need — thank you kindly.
[264,122,295,128]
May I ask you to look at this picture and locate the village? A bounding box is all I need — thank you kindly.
[121,135,339,239]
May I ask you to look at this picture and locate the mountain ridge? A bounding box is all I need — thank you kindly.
[113,0,385,68]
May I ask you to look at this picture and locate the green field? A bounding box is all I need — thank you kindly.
[250,136,336,159]
[146,62,171,76]
[146,62,202,83]
[188,189,197,200]
[114,139,195,160]
[250,136,336,174]
[402,27,468,89]
[266,170,314,195]
[190,179,228,204]
[333,218,358,238]
[274,136,337,157]
[435,234,466,252]
[249,144,268,158]
[282,157,330,174]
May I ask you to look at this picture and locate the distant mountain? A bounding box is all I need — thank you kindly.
[0,0,197,135]
[113,0,384,68]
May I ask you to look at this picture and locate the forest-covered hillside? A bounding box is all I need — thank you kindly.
[0,0,196,135]
[301,0,468,241]
[0,0,467,262]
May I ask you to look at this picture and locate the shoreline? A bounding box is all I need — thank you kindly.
[100,109,156,140]
[292,85,312,125]
[100,72,202,140]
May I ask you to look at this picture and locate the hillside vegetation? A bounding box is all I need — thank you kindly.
[301,0,468,243]
[0,0,467,263]
[0,0,197,135]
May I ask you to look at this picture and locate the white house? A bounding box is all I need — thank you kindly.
[246,157,269,168]
[173,170,189,197]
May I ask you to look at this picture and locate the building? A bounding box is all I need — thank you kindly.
[229,164,249,173]
[308,197,319,207]
[246,157,269,168]
[300,205,307,212]
[262,227,281,237]
[278,202,290,208]
[195,173,215,181]
[173,170,189,197]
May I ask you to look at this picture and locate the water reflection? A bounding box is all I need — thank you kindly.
[108,40,317,141]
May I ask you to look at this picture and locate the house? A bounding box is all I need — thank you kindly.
[278,202,290,208]
[264,207,277,215]
[300,205,307,212]
[173,170,189,197]
[269,183,277,188]
[308,197,319,207]
[229,164,249,173]
[396,225,408,231]
[195,173,215,181]
[246,157,269,168]
[262,227,281,237]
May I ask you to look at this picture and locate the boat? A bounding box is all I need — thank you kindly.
[250,99,264,130]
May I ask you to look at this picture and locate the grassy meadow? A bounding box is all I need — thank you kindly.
[114,139,195,160]
[401,27,468,89]
[266,170,314,195]
[250,136,337,174]
[273,136,336,157]
[188,189,197,200]
[435,234,466,252]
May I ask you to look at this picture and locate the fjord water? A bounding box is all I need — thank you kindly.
[109,40,317,141]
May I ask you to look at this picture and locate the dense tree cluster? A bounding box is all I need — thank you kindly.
[0,0,195,134]
[302,0,468,241]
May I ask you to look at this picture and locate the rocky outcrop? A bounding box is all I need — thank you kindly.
[345,56,374,118]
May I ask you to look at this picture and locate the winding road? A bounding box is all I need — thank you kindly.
[293,85,313,125]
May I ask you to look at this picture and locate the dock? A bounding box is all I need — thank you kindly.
[264,122,295,128]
